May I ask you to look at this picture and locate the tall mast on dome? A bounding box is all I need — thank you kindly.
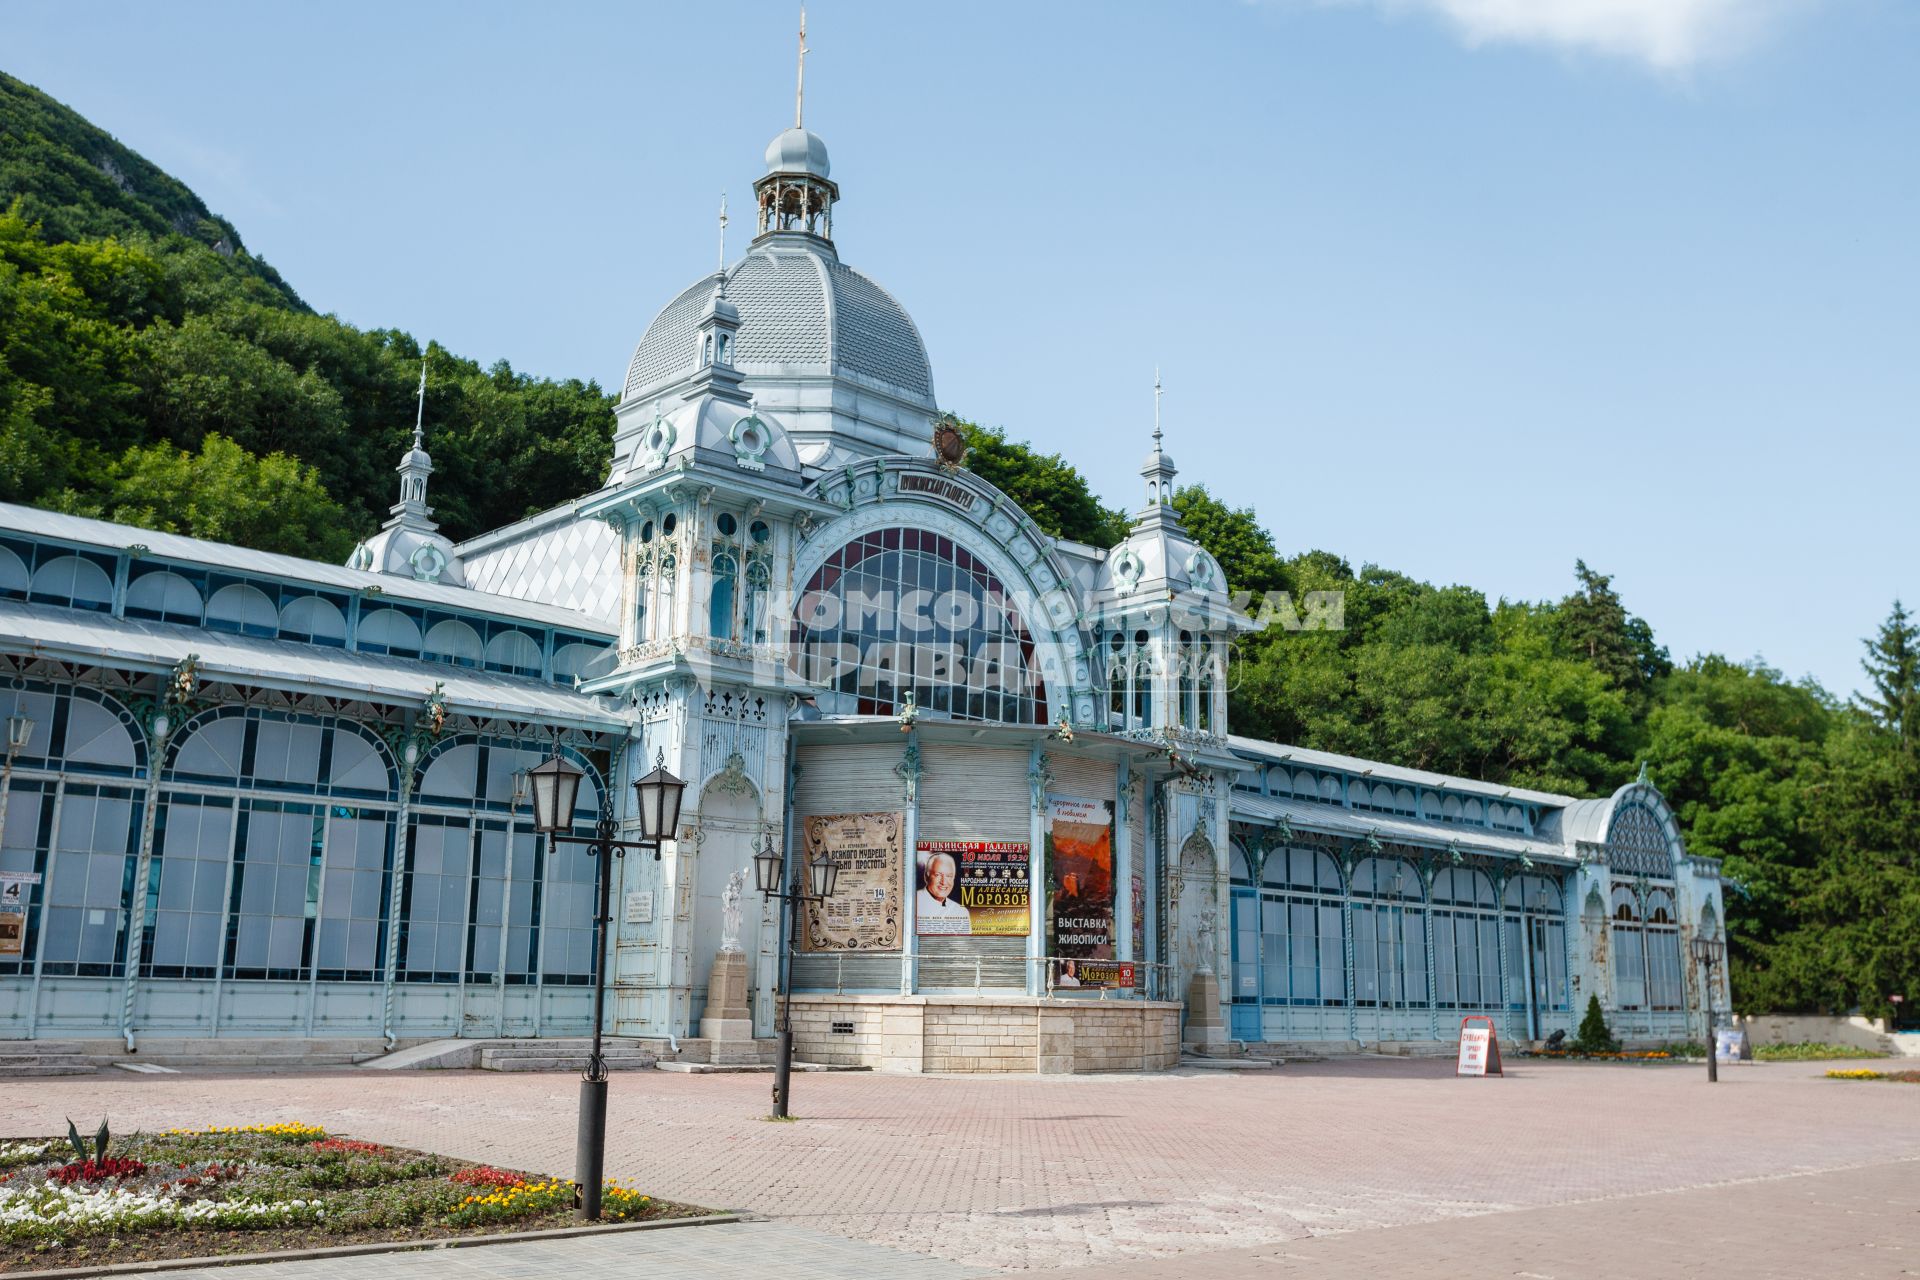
[795,6,808,129]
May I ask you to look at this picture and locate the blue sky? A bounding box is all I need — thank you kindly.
[10,0,1916,699]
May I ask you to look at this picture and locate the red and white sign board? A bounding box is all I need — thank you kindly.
[1456,1016,1502,1077]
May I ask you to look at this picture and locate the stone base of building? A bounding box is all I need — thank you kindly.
[788,994,1182,1074]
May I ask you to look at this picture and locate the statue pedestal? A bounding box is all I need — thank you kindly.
[700,949,757,1063]
[1184,969,1228,1051]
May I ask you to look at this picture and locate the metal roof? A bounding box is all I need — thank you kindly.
[0,503,612,636]
[0,601,627,731]
[623,244,935,404]
[1230,791,1571,863]
[1227,735,1576,808]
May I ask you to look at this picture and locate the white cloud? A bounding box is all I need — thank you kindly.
[1302,0,1802,71]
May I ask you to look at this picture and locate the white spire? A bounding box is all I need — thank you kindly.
[1152,366,1163,452]
[413,357,427,450]
[718,192,729,273]
[795,6,809,129]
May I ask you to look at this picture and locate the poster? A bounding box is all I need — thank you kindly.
[915,840,1029,936]
[800,812,903,951]
[0,872,39,959]
[1045,794,1116,982]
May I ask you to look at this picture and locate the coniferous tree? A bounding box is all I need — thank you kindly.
[1859,600,1919,750]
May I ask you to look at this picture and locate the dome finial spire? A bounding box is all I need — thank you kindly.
[1152,366,1163,452]
[413,357,427,452]
[717,192,729,274]
[795,5,809,129]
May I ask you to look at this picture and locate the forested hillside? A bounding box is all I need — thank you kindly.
[0,72,613,560]
[2,73,1914,1020]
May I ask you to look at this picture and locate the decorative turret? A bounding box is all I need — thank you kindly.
[346,361,467,587]
[755,9,839,244]
[1091,373,1240,739]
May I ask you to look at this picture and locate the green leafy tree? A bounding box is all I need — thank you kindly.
[60,433,357,561]
[1171,484,1289,596]
[958,420,1127,548]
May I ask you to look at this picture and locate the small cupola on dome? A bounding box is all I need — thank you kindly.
[755,9,839,243]
[346,361,466,588]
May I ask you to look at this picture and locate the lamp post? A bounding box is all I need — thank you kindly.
[523,746,685,1220]
[1690,932,1726,1084]
[753,829,837,1119]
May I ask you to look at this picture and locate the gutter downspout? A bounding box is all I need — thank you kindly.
[380,731,420,1051]
[120,713,172,1052]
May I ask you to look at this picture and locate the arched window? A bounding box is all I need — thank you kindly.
[711,551,738,642]
[205,584,278,636]
[791,528,1048,723]
[279,596,347,646]
[1609,801,1675,876]
[1503,874,1568,1017]
[357,608,423,658]
[1431,867,1501,1011]
[552,641,614,685]
[1610,883,1648,1010]
[1131,636,1153,730]
[424,619,483,668]
[745,559,771,644]
[27,554,113,611]
[125,571,203,624]
[1257,846,1346,1007]
[0,545,27,598]
[1352,857,1427,1010]
[484,630,542,677]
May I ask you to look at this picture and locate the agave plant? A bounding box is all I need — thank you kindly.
[65,1117,110,1164]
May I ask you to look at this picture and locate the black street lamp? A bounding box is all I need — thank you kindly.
[1690,931,1727,1084]
[754,829,837,1118]
[524,746,685,1219]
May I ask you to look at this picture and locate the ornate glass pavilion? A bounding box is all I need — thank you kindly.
[0,108,1725,1065]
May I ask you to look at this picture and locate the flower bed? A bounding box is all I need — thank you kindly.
[0,1124,706,1271]
[1525,1049,1675,1061]
[1825,1068,1920,1083]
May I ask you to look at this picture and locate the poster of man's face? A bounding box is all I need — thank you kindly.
[924,853,956,903]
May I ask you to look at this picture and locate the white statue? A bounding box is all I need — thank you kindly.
[720,866,748,952]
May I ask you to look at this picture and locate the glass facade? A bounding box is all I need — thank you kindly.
[792,528,1048,723]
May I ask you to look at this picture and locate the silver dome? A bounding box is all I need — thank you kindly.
[623,242,935,407]
[764,127,830,177]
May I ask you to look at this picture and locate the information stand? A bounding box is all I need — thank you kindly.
[1456,1016,1502,1077]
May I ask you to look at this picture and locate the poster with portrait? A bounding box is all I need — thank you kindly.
[1045,794,1116,981]
[915,840,1030,937]
[799,812,903,951]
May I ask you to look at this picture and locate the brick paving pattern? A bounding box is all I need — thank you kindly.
[10,1057,1918,1274]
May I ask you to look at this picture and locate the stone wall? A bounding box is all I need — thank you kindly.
[1734,1013,1917,1057]
[790,995,1182,1074]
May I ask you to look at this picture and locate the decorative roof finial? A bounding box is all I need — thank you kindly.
[717,192,729,274]
[795,5,809,129]
[1152,367,1164,452]
[413,357,428,451]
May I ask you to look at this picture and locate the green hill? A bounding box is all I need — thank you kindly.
[0,70,613,557]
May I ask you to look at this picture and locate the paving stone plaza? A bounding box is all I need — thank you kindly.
[12,1057,1918,1278]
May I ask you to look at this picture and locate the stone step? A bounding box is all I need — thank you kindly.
[0,1061,98,1076]
[478,1049,659,1072]
[1179,1055,1279,1070]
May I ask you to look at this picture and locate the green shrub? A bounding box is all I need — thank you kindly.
[1572,995,1620,1054]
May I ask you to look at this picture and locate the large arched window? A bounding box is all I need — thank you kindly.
[1503,873,1568,1018]
[1431,866,1502,1011]
[792,528,1048,723]
[1351,857,1427,1010]
[1259,847,1346,1007]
